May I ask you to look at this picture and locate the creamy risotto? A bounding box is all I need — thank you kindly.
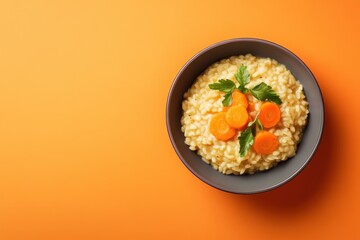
[181,54,309,174]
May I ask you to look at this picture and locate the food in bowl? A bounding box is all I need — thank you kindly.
[181,54,309,175]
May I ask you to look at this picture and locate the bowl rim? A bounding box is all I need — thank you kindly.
[166,37,325,194]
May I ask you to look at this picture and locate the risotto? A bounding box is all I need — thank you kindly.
[180,54,309,175]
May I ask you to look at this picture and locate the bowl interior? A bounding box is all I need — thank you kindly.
[166,38,324,194]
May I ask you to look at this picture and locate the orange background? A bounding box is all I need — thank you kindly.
[0,0,359,239]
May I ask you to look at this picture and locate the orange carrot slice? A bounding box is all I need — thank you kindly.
[253,131,279,154]
[225,105,249,129]
[258,102,281,128]
[222,90,249,112]
[209,112,236,141]
[237,114,253,131]
[231,90,248,109]
[247,102,255,112]
[222,106,229,112]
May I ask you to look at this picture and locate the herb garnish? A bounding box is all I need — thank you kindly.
[250,82,282,105]
[208,79,236,106]
[238,113,263,157]
[238,127,254,158]
[209,64,282,156]
[235,65,250,93]
[208,65,282,106]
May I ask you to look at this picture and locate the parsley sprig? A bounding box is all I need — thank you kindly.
[238,127,254,158]
[208,65,282,106]
[235,65,250,93]
[250,82,282,105]
[238,113,263,157]
[207,79,236,106]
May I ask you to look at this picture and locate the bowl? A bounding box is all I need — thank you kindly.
[166,38,324,194]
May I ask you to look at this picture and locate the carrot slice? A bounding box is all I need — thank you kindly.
[222,90,248,112]
[209,112,236,141]
[222,106,230,112]
[247,102,255,112]
[237,114,253,131]
[231,90,248,109]
[225,105,248,129]
[258,102,281,128]
[253,131,279,154]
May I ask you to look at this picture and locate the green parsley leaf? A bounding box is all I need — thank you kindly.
[235,65,250,93]
[208,79,236,106]
[238,127,254,157]
[222,92,233,107]
[208,79,235,93]
[245,113,263,139]
[249,112,263,131]
[250,82,282,104]
[256,118,263,131]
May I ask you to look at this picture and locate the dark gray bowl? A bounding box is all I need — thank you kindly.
[166,38,324,194]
